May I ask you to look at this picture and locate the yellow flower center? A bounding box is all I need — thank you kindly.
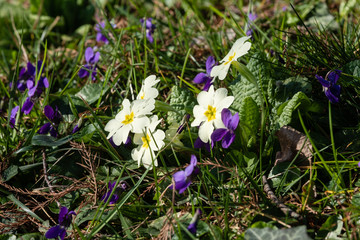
[140,93,145,99]
[224,52,236,65]
[204,105,216,122]
[142,134,151,148]
[122,112,134,125]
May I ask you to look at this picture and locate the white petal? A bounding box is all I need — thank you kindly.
[198,122,214,143]
[142,149,157,169]
[214,88,228,104]
[214,117,225,129]
[232,36,251,53]
[193,105,206,120]
[144,75,160,87]
[150,130,165,150]
[197,89,213,106]
[113,124,131,145]
[133,131,145,144]
[148,115,160,132]
[235,41,251,59]
[131,146,144,167]
[131,116,150,133]
[215,96,234,110]
[122,99,131,110]
[105,119,122,137]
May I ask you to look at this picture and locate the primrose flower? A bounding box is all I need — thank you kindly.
[246,12,257,36]
[140,18,156,43]
[9,106,19,128]
[136,75,160,100]
[193,56,217,91]
[315,70,341,103]
[95,21,116,44]
[131,115,165,169]
[170,155,200,194]
[105,98,155,146]
[101,181,127,204]
[38,105,62,137]
[191,86,234,143]
[211,108,239,148]
[45,206,76,240]
[187,209,202,234]
[78,47,100,81]
[210,36,252,80]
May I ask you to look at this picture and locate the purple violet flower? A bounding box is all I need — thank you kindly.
[45,206,76,240]
[101,181,127,204]
[9,106,19,128]
[140,18,156,43]
[170,155,200,194]
[194,137,213,152]
[193,56,217,91]
[187,209,202,234]
[72,124,80,134]
[22,97,35,115]
[38,105,62,137]
[211,108,239,148]
[315,70,341,103]
[78,47,100,81]
[17,62,36,92]
[95,21,116,44]
[246,12,257,36]
[19,60,49,115]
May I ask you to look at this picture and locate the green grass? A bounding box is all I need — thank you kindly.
[1,0,360,239]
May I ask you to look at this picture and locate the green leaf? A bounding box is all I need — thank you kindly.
[0,235,16,240]
[75,82,109,105]
[31,135,73,147]
[316,215,339,239]
[237,96,260,146]
[268,161,301,191]
[277,92,311,128]
[7,194,44,222]
[245,226,311,240]
[167,85,196,124]
[230,52,272,107]
[2,165,18,182]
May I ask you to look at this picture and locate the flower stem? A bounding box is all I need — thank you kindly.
[328,101,342,189]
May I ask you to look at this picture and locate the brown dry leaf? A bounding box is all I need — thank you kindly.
[275,125,313,166]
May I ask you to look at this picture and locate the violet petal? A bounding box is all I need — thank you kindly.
[205,56,216,75]
[316,75,330,88]
[193,72,208,84]
[211,128,228,142]
[85,47,94,63]
[228,112,239,131]
[38,122,52,134]
[221,131,235,149]
[221,108,232,127]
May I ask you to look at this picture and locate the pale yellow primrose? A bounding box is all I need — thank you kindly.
[105,98,155,146]
[136,75,160,100]
[131,115,165,169]
[190,85,234,143]
[210,36,251,81]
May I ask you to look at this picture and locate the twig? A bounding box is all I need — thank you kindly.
[262,175,302,220]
